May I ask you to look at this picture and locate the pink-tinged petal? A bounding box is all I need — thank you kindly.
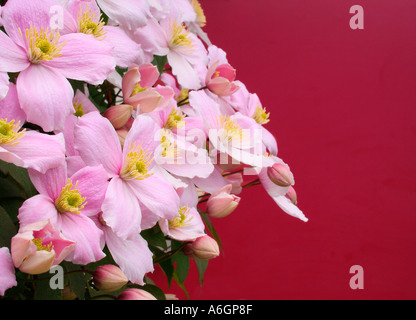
[18,250,55,275]
[128,89,163,112]
[272,195,308,222]
[70,165,109,216]
[167,50,201,90]
[2,131,66,174]
[0,31,29,73]
[262,126,278,156]
[102,26,141,68]
[0,72,10,101]
[44,33,115,85]
[66,155,87,177]
[73,89,97,114]
[104,226,153,285]
[122,67,140,98]
[97,0,150,30]
[208,45,229,67]
[258,158,291,197]
[0,247,17,296]
[128,175,180,221]
[192,167,228,195]
[101,177,142,240]
[133,17,169,56]
[74,111,122,177]
[28,164,67,200]
[160,207,205,242]
[60,213,105,265]
[16,65,74,132]
[137,63,159,88]
[188,90,221,132]
[18,194,59,229]
[0,83,26,125]
[139,202,160,230]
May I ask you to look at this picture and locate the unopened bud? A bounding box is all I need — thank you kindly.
[183,235,220,260]
[93,264,128,292]
[118,288,157,300]
[103,104,133,129]
[267,163,294,187]
[206,184,240,218]
[285,186,298,205]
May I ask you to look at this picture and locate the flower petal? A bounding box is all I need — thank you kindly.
[0,30,29,73]
[0,247,17,296]
[0,83,26,125]
[167,50,201,90]
[97,0,150,30]
[18,194,59,229]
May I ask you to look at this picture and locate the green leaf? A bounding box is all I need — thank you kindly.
[152,55,168,74]
[0,160,37,198]
[200,213,223,250]
[132,284,166,300]
[62,262,88,300]
[194,258,209,287]
[158,258,174,288]
[172,252,190,284]
[0,205,17,248]
[33,275,62,300]
[141,225,168,250]
[173,270,190,300]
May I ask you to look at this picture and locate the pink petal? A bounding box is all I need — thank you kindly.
[104,226,154,285]
[44,33,116,85]
[0,72,10,100]
[74,111,122,177]
[272,195,308,222]
[0,247,17,296]
[2,131,66,174]
[16,64,74,132]
[133,17,169,56]
[18,194,59,229]
[0,83,26,125]
[167,50,201,90]
[101,176,142,240]
[60,213,105,264]
[28,164,67,200]
[138,63,160,88]
[0,30,29,73]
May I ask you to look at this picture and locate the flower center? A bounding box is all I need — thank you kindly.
[169,20,194,53]
[130,83,147,97]
[164,107,185,131]
[120,143,153,180]
[253,105,270,125]
[169,206,193,229]
[77,5,106,39]
[73,101,85,117]
[22,26,65,64]
[55,179,87,215]
[191,0,207,27]
[32,238,53,252]
[218,115,246,145]
[0,119,25,145]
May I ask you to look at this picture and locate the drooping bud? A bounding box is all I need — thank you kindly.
[118,288,157,300]
[183,235,220,260]
[285,186,298,205]
[103,104,133,129]
[267,163,294,187]
[93,265,128,292]
[206,184,240,218]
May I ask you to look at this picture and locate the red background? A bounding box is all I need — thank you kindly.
[152,0,416,299]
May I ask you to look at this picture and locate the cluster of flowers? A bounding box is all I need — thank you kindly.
[0,0,307,299]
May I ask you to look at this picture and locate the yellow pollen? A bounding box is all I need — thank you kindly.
[73,101,85,117]
[55,179,87,215]
[0,119,25,145]
[120,143,154,180]
[77,5,106,39]
[191,0,207,27]
[176,88,189,103]
[169,206,193,229]
[169,20,194,53]
[218,115,246,144]
[130,83,147,97]
[32,238,53,252]
[159,130,180,163]
[22,26,65,64]
[164,107,185,131]
[253,105,270,125]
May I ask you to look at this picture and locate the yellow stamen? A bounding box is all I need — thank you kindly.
[169,20,194,53]
[77,5,106,39]
[22,26,65,64]
[32,238,53,252]
[120,142,154,180]
[176,88,189,103]
[253,105,270,125]
[164,107,185,131]
[0,119,25,145]
[159,130,180,163]
[191,0,207,27]
[169,206,193,229]
[218,115,246,145]
[55,179,87,215]
[73,101,85,117]
[130,83,147,97]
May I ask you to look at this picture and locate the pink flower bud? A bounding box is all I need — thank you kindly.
[206,63,239,96]
[118,288,157,300]
[206,184,240,218]
[285,186,298,205]
[267,163,294,187]
[103,104,133,129]
[11,221,75,275]
[93,265,128,292]
[183,235,220,260]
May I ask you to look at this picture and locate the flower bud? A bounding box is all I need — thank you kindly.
[206,184,240,218]
[183,235,220,260]
[103,104,133,129]
[267,163,294,187]
[206,63,239,96]
[93,265,128,292]
[11,221,75,275]
[285,186,298,205]
[118,288,157,300]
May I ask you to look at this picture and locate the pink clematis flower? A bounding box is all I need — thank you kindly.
[0,72,9,101]
[134,15,208,90]
[74,111,180,240]
[122,63,175,113]
[17,163,109,264]
[0,247,17,296]
[0,0,116,132]
[0,83,66,173]
[11,220,76,275]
